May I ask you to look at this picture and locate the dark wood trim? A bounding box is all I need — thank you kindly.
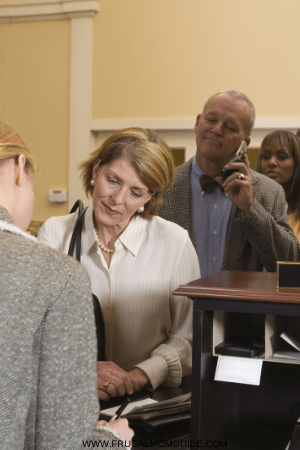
[174,271,300,304]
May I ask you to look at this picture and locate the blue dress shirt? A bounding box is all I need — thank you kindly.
[191,157,232,278]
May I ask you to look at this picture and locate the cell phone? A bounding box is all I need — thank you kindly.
[220,140,248,181]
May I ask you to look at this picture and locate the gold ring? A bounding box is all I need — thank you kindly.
[238,173,245,180]
[103,381,110,393]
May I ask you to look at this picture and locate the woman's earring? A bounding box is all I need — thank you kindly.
[138,206,144,213]
[90,179,95,187]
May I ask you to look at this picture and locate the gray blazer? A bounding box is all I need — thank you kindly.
[159,159,300,272]
[0,207,118,450]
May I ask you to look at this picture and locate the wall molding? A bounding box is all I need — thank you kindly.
[90,117,300,155]
[91,116,300,132]
[91,118,196,131]
[89,117,300,187]
[68,16,94,207]
[255,116,300,129]
[0,0,99,23]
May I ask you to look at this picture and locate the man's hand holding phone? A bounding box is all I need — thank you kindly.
[220,141,248,181]
[215,141,253,213]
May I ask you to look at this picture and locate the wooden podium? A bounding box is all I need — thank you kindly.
[174,271,300,450]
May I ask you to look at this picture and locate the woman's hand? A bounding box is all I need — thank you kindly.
[97,361,138,401]
[97,418,134,442]
[128,367,150,391]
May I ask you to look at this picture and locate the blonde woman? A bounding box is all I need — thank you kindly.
[38,128,200,401]
[0,122,133,449]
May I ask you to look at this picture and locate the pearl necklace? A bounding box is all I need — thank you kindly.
[93,217,115,254]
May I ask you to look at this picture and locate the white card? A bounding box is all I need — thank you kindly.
[101,398,157,417]
[281,332,300,352]
[215,356,263,385]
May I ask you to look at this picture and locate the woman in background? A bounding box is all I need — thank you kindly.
[38,127,200,401]
[256,130,300,240]
[0,122,133,449]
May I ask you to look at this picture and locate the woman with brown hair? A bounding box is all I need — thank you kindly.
[38,127,200,401]
[256,130,300,240]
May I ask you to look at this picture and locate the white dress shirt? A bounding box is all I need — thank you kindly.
[38,206,200,389]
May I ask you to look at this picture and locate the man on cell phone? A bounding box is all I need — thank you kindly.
[159,89,300,276]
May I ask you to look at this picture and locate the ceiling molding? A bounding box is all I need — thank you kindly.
[0,0,99,23]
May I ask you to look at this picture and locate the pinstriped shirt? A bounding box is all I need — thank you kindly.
[38,207,200,390]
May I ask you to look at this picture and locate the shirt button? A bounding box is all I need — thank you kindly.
[212,257,216,261]
[214,204,217,209]
[213,231,217,235]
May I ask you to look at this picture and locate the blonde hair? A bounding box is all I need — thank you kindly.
[79,127,175,219]
[0,122,38,176]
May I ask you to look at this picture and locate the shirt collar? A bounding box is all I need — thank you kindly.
[81,205,147,257]
[118,214,148,256]
[0,205,14,225]
[0,206,37,241]
[191,156,206,177]
[81,205,99,255]
[191,156,226,197]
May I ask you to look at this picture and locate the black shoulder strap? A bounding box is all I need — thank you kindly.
[68,200,106,362]
[68,205,88,262]
[69,199,85,215]
[92,294,106,362]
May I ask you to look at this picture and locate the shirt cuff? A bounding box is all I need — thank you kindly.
[134,344,182,390]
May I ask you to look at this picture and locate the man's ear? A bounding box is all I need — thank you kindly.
[194,114,202,133]
[15,154,26,187]
[245,137,251,147]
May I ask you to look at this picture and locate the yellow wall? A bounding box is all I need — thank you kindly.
[0,0,39,2]
[1,0,300,221]
[0,19,70,221]
[0,0,38,2]
[92,0,300,119]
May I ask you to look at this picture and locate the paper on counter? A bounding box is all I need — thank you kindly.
[101,398,157,417]
[215,355,263,385]
[281,332,300,352]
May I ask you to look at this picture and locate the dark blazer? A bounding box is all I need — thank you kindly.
[159,158,300,272]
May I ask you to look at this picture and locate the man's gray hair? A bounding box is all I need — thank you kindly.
[203,89,256,136]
